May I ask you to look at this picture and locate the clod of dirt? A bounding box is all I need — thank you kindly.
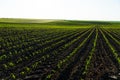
[109,75,117,79]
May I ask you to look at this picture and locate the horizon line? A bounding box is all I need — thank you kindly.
[0,17,120,22]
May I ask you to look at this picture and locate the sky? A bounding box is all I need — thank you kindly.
[0,0,120,21]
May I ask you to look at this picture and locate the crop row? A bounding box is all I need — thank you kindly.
[0,27,90,79]
[0,25,120,80]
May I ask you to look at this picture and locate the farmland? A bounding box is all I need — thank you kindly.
[0,19,120,80]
